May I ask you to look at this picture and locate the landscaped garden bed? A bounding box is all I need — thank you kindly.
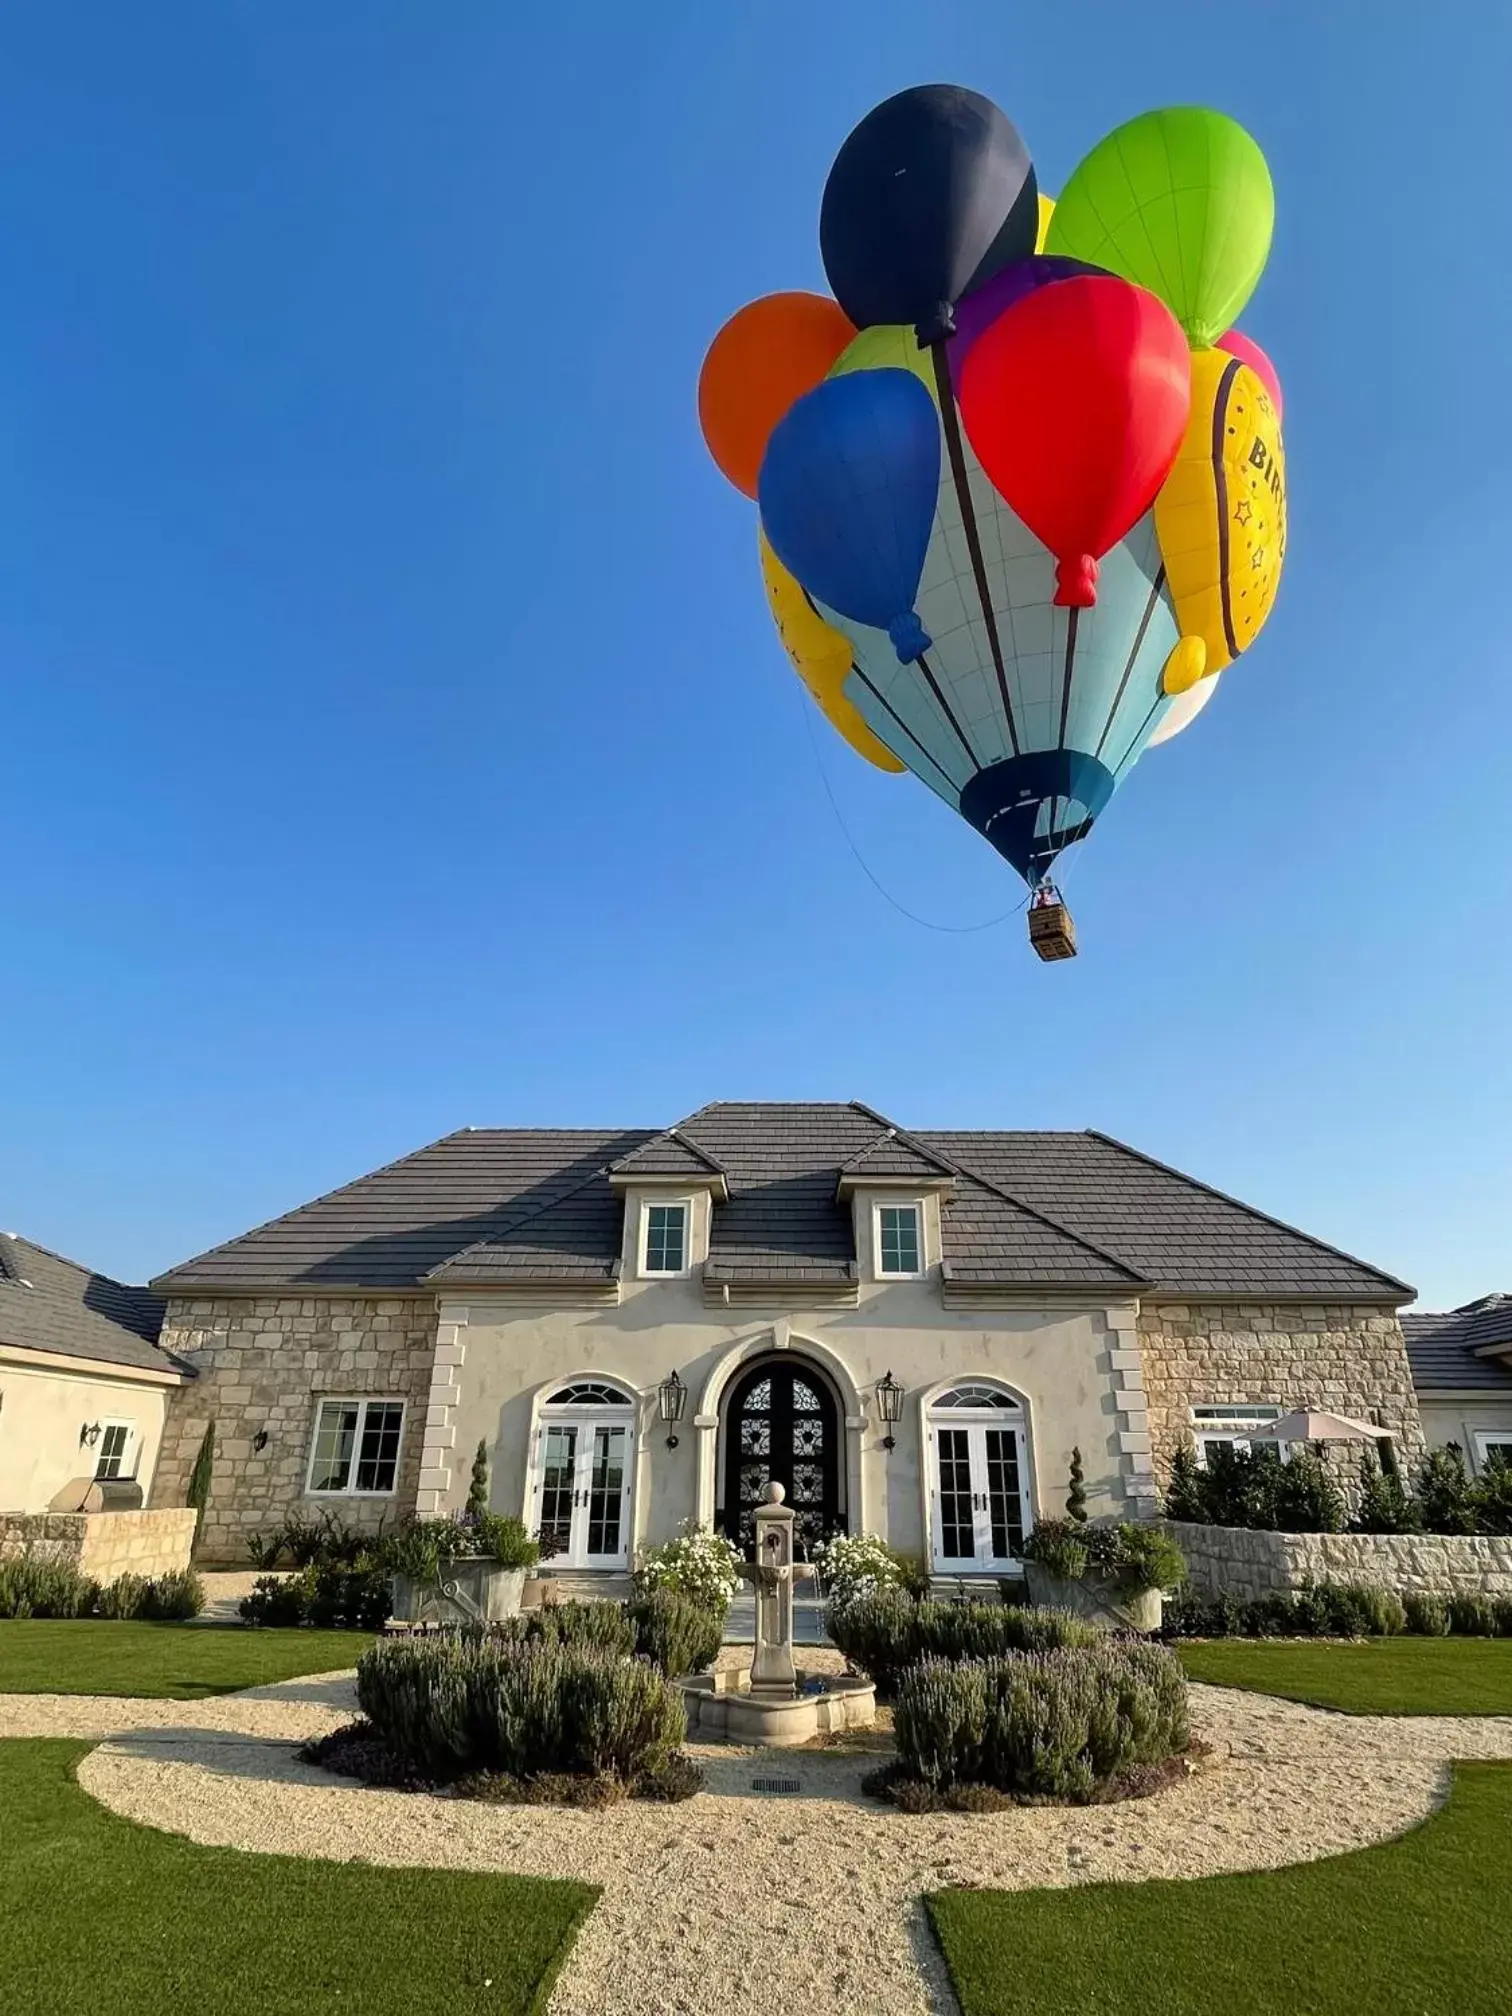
[0,1554,204,1622]
[304,1622,705,1805]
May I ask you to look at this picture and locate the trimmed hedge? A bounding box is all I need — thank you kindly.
[892,1643,1189,1801]
[828,1591,1102,1698]
[355,1632,685,1784]
[240,1563,389,1631]
[0,1556,203,1621]
[1163,1581,1512,1641]
[626,1588,724,1678]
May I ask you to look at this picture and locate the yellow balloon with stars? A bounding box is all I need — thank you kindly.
[1154,346,1286,691]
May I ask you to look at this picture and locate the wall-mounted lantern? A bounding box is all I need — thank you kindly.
[79,1421,102,1449]
[875,1370,904,1451]
[252,1429,270,1453]
[658,1369,688,1449]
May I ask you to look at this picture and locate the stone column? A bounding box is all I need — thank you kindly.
[750,1481,797,1697]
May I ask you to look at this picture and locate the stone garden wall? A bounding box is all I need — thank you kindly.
[0,1508,197,1579]
[151,1295,437,1564]
[1166,1519,1512,1599]
[1137,1302,1425,1480]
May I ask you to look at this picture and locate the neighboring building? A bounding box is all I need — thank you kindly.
[146,1102,1424,1576]
[1403,1295,1512,1472]
[0,1234,189,1512]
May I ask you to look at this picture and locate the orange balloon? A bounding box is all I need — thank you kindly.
[698,291,856,498]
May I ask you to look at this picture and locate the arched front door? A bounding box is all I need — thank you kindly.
[721,1360,840,1557]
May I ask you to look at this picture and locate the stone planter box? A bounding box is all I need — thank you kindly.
[389,1561,527,1627]
[1023,1561,1163,1633]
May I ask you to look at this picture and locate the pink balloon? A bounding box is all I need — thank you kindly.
[1216,329,1283,424]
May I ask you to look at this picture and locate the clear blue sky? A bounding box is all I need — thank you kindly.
[1,4,1507,1307]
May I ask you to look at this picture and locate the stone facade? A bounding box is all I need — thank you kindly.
[0,1508,197,1580]
[1137,1302,1424,1481]
[1166,1519,1512,1600]
[152,1295,436,1564]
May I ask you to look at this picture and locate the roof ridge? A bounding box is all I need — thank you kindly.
[620,1121,729,1176]
[945,1161,1148,1283]
[838,1123,958,1179]
[420,1159,623,1279]
[1083,1131,1414,1299]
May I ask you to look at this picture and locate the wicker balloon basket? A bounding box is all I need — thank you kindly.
[1028,898,1077,961]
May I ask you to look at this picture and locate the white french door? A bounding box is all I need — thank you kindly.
[534,1416,633,1569]
[930,1417,1030,1573]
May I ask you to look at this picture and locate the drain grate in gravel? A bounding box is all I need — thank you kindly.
[751,1777,802,1794]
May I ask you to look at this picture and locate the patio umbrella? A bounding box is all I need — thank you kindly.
[1249,1410,1395,1444]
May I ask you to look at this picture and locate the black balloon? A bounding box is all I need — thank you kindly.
[819,85,1038,344]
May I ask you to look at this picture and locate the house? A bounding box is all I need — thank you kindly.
[1403,1295,1512,1472]
[143,1101,1425,1577]
[0,1234,189,1513]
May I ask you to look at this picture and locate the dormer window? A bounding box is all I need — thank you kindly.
[643,1201,689,1276]
[877,1203,922,1277]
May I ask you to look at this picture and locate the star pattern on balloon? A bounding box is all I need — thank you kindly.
[1233,498,1253,528]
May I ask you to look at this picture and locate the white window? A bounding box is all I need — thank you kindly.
[94,1420,137,1481]
[305,1397,406,1496]
[643,1201,688,1275]
[1472,1432,1512,1472]
[533,1381,635,1570]
[927,1382,1031,1574]
[876,1202,922,1277]
[1190,1404,1283,1466]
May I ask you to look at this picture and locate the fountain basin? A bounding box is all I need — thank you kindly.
[679,1666,876,1747]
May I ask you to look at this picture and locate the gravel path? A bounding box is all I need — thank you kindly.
[7,1661,1512,2016]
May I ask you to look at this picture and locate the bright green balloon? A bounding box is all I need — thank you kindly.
[1045,107,1274,348]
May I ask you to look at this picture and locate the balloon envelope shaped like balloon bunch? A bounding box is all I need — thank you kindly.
[697,90,1287,957]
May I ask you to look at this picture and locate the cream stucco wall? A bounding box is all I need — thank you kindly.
[0,1357,170,1513]
[1417,1397,1512,1470]
[425,1273,1151,1566]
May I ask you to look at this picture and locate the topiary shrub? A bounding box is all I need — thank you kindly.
[465,1440,491,1520]
[355,1633,685,1785]
[892,1643,1188,1802]
[186,1422,215,1554]
[1415,1445,1477,1535]
[1066,1446,1088,1524]
[627,1588,723,1677]
[827,1591,1100,1697]
[0,1554,100,1619]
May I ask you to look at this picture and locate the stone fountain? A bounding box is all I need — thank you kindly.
[678,1481,876,1747]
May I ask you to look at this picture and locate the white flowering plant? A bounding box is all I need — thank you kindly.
[634,1523,744,1613]
[811,1531,921,1611]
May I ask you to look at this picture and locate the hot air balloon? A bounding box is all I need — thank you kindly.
[1153,347,1287,687]
[805,326,1186,935]
[701,86,1286,962]
[1045,107,1274,349]
[819,85,1038,342]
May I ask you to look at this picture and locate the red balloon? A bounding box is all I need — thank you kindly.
[959,274,1191,607]
[1216,327,1284,424]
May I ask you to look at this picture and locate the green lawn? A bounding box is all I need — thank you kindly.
[0,1621,372,1698]
[929,1761,1512,2016]
[1177,1636,1512,1715]
[0,1739,594,2016]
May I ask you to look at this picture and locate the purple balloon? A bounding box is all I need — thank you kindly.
[947,255,1108,384]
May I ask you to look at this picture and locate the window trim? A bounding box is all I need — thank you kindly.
[304,1395,408,1499]
[94,1418,138,1482]
[873,1200,924,1280]
[1471,1430,1512,1472]
[640,1198,692,1278]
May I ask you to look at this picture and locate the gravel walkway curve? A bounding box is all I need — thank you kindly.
[7,1663,1512,2016]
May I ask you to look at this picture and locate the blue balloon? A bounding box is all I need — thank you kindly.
[758,370,939,663]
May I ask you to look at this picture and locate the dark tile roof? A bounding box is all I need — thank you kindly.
[152,1104,1411,1302]
[609,1129,727,1181]
[0,1234,180,1376]
[917,1130,1412,1301]
[1403,1296,1512,1393]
